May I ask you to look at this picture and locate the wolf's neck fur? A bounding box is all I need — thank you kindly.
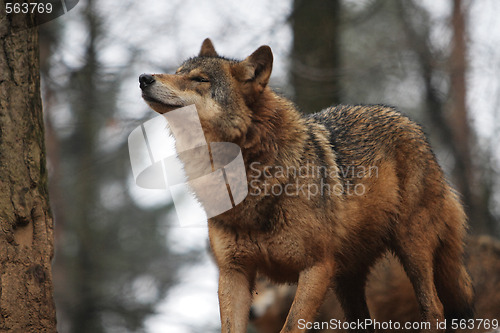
[242,88,309,169]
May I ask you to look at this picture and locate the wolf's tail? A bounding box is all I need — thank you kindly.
[433,193,474,325]
[434,243,474,321]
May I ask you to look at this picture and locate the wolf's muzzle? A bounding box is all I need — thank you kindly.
[139,74,155,90]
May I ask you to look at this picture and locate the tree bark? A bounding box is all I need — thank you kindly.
[449,0,473,207]
[0,2,57,332]
[449,0,485,231]
[291,0,341,113]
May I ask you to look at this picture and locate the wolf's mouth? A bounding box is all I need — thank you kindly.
[142,93,183,108]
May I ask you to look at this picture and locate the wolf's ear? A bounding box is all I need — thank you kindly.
[232,46,273,98]
[199,38,218,57]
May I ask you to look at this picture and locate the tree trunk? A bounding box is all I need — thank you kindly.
[291,0,341,113]
[449,0,474,218]
[449,0,493,233]
[0,3,57,332]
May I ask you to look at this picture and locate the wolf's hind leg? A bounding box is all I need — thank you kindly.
[393,209,445,332]
[335,268,373,333]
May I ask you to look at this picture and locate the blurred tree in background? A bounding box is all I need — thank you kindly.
[291,0,342,112]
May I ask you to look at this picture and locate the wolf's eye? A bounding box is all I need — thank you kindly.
[191,76,210,83]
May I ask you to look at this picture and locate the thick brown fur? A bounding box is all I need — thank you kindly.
[250,235,500,333]
[140,39,474,333]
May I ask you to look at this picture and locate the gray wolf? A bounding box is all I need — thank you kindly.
[139,38,474,333]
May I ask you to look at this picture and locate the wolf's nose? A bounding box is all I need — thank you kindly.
[139,74,155,90]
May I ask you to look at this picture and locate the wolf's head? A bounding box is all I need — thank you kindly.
[139,39,273,143]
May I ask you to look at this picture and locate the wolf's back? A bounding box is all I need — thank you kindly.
[307,104,437,182]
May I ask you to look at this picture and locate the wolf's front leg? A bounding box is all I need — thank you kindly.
[281,263,334,333]
[218,268,254,333]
